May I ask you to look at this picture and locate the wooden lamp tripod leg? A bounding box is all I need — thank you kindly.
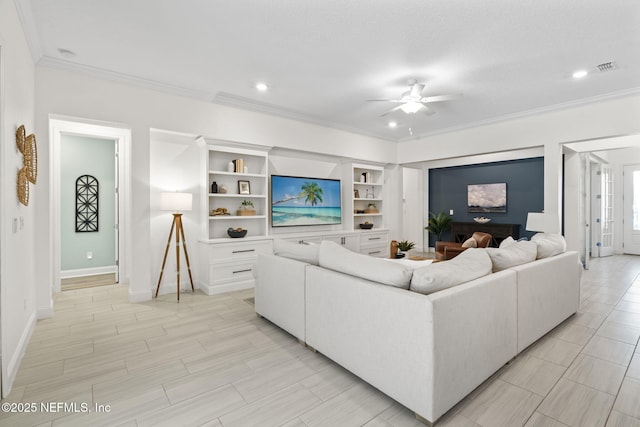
[178,218,195,292]
[155,215,177,298]
[175,214,181,302]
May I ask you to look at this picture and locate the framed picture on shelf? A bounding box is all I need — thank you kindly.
[238,180,251,195]
[354,189,360,198]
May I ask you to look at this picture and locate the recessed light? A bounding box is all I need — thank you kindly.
[255,82,268,92]
[572,70,588,79]
[388,121,397,128]
[57,48,77,59]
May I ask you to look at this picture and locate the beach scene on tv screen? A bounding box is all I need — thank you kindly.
[271,176,342,226]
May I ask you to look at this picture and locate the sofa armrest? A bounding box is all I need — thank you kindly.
[510,251,580,352]
[255,253,307,341]
[443,246,467,260]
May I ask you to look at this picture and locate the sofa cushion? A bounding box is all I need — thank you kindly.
[486,241,537,272]
[273,239,320,265]
[499,236,516,248]
[531,233,566,259]
[409,248,492,295]
[462,237,477,248]
[318,241,412,289]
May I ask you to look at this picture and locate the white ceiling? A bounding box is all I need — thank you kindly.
[17,0,640,142]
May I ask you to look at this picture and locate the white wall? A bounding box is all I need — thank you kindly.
[0,0,37,397]
[36,66,398,303]
[398,94,640,252]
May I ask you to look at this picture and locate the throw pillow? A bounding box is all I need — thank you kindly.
[318,241,413,289]
[499,236,516,248]
[462,237,477,248]
[485,241,537,272]
[409,248,492,295]
[273,239,320,265]
[531,233,566,259]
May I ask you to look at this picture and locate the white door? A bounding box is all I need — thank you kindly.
[624,164,640,255]
[114,141,120,283]
[596,165,614,257]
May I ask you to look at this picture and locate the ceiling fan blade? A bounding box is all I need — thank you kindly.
[380,105,404,117]
[422,94,462,103]
[366,99,405,103]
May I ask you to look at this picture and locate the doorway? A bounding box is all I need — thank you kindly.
[59,134,117,290]
[50,118,131,294]
[623,164,640,255]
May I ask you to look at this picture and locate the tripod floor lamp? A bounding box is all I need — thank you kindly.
[156,192,194,301]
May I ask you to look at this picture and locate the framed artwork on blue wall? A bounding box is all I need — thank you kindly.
[467,183,507,213]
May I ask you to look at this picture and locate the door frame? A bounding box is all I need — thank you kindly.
[623,163,640,255]
[50,117,131,293]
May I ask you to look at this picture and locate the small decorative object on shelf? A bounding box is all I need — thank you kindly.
[364,203,378,214]
[366,188,374,198]
[473,216,491,224]
[359,222,374,229]
[233,158,244,173]
[227,161,234,172]
[354,189,360,198]
[227,227,247,238]
[219,184,228,193]
[211,181,218,193]
[237,199,256,216]
[238,180,251,195]
[210,207,230,216]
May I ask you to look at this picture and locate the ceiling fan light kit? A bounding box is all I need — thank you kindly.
[369,79,461,117]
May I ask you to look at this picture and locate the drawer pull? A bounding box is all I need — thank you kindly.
[368,251,381,255]
[233,268,253,274]
[368,237,381,241]
[232,249,256,254]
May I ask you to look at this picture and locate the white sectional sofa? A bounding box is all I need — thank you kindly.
[255,236,580,425]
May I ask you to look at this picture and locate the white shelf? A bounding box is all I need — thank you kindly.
[354,213,382,217]
[209,215,267,220]
[209,194,266,198]
[209,171,266,178]
[354,198,382,202]
[200,139,270,240]
[353,182,383,187]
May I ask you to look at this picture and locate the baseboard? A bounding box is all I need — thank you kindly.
[155,281,196,297]
[37,298,54,319]
[3,311,36,398]
[60,265,117,279]
[197,279,254,296]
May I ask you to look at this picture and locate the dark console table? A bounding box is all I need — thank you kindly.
[450,222,520,247]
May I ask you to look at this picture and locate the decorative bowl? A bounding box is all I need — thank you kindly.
[473,217,491,224]
[359,222,374,229]
[227,227,248,238]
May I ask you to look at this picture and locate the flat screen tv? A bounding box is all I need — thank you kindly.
[271,175,342,227]
[468,183,507,213]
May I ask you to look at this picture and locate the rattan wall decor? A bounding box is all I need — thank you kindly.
[75,175,99,232]
[15,125,38,206]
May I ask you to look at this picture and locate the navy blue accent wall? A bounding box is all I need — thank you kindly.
[428,157,544,245]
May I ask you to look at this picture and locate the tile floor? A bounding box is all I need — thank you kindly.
[1,255,639,426]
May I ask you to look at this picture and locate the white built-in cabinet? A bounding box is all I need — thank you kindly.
[196,141,391,295]
[199,139,270,240]
[351,163,385,231]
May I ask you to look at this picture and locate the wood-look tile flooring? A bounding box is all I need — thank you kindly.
[2,255,640,426]
[60,273,117,291]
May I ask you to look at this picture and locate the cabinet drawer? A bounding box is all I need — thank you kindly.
[209,260,256,285]
[360,244,388,258]
[206,240,272,262]
[359,231,389,246]
[282,237,323,245]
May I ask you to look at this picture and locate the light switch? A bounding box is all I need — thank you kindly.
[87,251,93,260]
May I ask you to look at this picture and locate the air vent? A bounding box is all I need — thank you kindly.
[596,61,618,73]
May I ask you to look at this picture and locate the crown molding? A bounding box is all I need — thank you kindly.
[37,56,215,101]
[213,92,396,143]
[400,87,640,143]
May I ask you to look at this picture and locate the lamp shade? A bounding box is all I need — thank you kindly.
[160,192,192,212]
[526,212,560,233]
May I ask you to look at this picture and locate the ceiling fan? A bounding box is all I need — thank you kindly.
[368,79,461,117]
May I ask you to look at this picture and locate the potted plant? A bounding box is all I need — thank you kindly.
[364,202,378,214]
[237,199,256,216]
[397,240,415,253]
[425,211,453,242]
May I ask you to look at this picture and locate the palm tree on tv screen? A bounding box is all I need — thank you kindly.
[300,182,323,206]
